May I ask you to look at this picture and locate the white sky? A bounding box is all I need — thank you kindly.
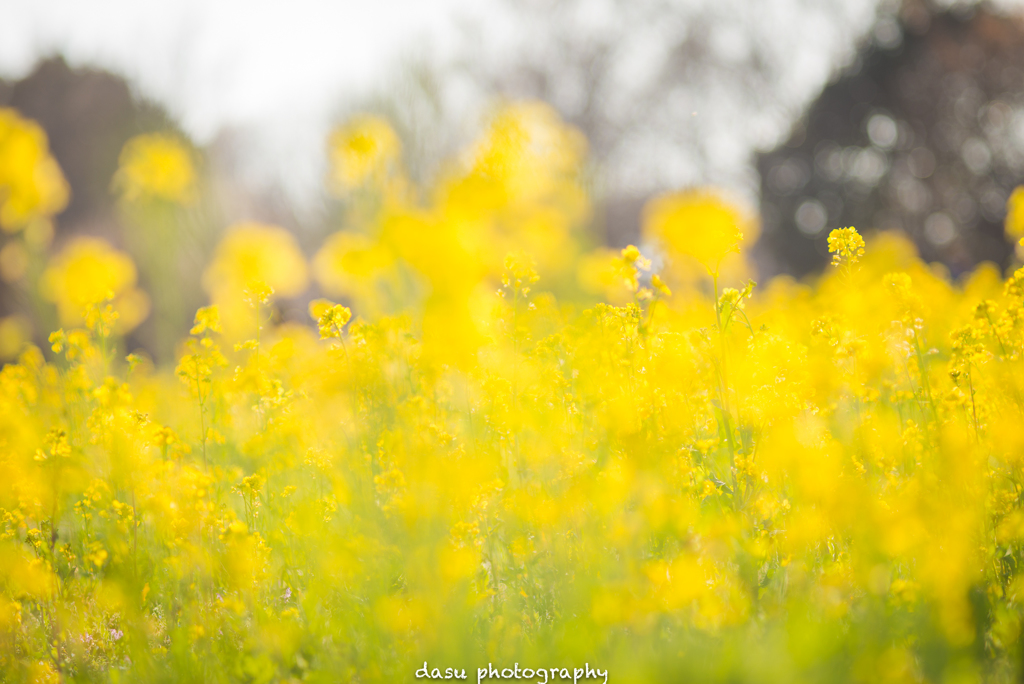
[0,0,491,201]
[0,0,482,138]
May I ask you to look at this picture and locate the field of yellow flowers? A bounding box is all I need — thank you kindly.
[4,102,1024,683]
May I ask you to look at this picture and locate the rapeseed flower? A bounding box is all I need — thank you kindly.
[202,222,308,335]
[827,226,866,267]
[0,108,68,232]
[328,115,402,192]
[643,189,751,276]
[113,133,197,205]
[39,237,149,331]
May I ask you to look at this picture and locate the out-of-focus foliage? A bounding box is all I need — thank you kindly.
[6,102,1024,684]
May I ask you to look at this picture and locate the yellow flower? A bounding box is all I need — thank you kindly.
[309,299,352,339]
[202,223,308,338]
[203,222,308,303]
[827,226,866,267]
[651,274,672,298]
[468,101,587,208]
[0,108,69,232]
[309,229,393,294]
[643,189,750,275]
[327,115,401,193]
[1006,186,1024,242]
[40,237,149,331]
[576,247,648,303]
[113,133,197,204]
[502,252,540,297]
[190,305,222,336]
[0,314,30,360]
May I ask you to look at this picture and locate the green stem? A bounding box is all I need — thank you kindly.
[712,271,738,491]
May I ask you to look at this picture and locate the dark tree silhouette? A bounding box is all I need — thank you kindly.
[0,56,178,238]
[0,57,184,355]
[756,2,1024,279]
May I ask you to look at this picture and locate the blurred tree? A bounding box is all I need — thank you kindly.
[756,1,1024,278]
[457,0,890,246]
[0,56,177,236]
[0,58,326,361]
[0,57,198,358]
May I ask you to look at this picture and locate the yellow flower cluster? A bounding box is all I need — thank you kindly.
[112,133,197,205]
[202,221,309,337]
[5,103,1024,683]
[644,189,750,275]
[1008,187,1024,257]
[0,108,68,233]
[40,238,150,332]
[827,226,866,267]
[327,115,402,193]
